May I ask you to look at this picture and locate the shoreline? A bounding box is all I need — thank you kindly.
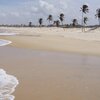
[1,35,100,56]
[0,27,100,56]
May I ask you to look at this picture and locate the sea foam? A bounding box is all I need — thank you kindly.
[0,69,19,100]
[0,39,12,46]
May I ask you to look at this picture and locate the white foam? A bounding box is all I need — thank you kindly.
[0,33,18,36]
[0,69,19,100]
[0,39,12,46]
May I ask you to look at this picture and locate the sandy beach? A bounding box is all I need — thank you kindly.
[0,27,100,55]
[0,27,100,100]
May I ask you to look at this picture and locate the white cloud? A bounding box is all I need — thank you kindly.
[31,7,38,12]
[0,13,7,17]
[10,12,20,17]
[39,0,54,11]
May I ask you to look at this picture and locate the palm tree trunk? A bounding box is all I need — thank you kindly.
[49,20,50,26]
[84,23,85,32]
[61,21,63,26]
[99,18,100,26]
[82,12,84,32]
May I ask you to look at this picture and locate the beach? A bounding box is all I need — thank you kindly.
[0,27,100,100]
[0,27,100,55]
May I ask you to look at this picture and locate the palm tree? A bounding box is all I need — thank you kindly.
[29,22,32,27]
[95,8,100,25]
[47,15,53,25]
[39,18,43,27]
[59,13,64,25]
[83,17,88,25]
[83,17,88,32]
[72,19,78,27]
[53,20,60,27]
[81,4,89,32]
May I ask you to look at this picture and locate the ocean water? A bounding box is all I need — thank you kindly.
[0,32,18,46]
[0,33,18,36]
[0,69,19,100]
[0,39,12,46]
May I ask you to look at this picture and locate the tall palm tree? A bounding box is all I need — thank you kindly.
[72,19,78,27]
[81,4,89,32]
[47,15,53,25]
[95,8,100,25]
[39,18,43,27]
[59,13,64,25]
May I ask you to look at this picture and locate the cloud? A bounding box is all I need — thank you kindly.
[10,12,20,17]
[39,0,54,10]
[0,0,99,25]
[0,13,7,17]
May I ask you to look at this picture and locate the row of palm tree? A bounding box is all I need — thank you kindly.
[38,5,100,30]
[38,13,65,27]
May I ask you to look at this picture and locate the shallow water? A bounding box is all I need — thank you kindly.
[0,32,18,46]
[0,47,100,100]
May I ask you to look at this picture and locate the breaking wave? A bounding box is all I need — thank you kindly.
[0,39,12,46]
[0,33,18,36]
[0,69,19,100]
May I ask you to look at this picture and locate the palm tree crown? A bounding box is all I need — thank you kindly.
[47,15,53,22]
[81,4,89,14]
[59,13,64,25]
[39,18,43,26]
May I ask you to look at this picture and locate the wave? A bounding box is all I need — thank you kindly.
[0,69,19,100]
[0,33,18,36]
[0,39,12,46]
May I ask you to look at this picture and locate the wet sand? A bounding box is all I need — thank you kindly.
[1,46,100,100]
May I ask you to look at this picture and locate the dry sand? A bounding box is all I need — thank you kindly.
[0,27,100,100]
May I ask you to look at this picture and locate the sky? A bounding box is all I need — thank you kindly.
[0,0,100,25]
